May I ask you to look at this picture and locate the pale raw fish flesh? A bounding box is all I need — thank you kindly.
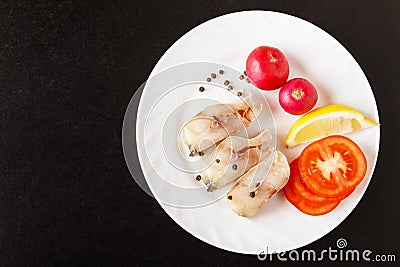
[180,93,261,156]
[226,151,290,217]
[200,130,273,191]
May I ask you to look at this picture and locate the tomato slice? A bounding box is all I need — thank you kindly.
[298,135,367,198]
[283,179,340,216]
[290,158,350,203]
[283,158,341,216]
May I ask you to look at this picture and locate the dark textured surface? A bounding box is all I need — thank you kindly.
[1,1,399,266]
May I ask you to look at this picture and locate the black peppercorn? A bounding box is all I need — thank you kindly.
[196,175,201,181]
[250,191,255,198]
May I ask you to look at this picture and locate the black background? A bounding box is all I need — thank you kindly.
[1,1,399,266]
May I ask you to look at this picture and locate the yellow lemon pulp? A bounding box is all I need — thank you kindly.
[285,104,379,148]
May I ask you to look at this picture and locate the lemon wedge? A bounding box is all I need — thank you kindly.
[285,104,379,148]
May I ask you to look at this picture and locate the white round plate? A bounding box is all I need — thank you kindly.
[135,11,380,254]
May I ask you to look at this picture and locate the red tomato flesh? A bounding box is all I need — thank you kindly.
[290,158,350,204]
[283,178,340,216]
[298,135,367,198]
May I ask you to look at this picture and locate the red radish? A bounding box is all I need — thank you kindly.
[279,78,318,115]
[246,46,289,90]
